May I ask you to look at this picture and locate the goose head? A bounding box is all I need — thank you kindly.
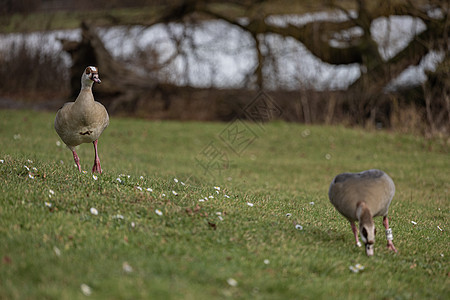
[359,222,376,256]
[81,66,101,87]
[356,201,376,256]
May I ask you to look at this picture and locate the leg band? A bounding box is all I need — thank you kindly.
[385,228,393,241]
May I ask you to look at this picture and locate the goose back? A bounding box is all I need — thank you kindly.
[328,169,395,221]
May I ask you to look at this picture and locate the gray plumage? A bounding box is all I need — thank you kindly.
[328,169,397,256]
[329,169,395,221]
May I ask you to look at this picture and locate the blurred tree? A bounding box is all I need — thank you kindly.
[166,0,448,126]
[60,0,448,131]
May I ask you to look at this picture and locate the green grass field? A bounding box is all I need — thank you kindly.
[0,1,345,34]
[0,109,448,299]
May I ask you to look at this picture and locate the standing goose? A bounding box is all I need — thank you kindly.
[55,66,109,173]
[328,169,398,256]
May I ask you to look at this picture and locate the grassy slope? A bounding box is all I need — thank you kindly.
[0,109,448,299]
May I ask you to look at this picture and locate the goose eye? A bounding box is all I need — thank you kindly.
[362,227,368,239]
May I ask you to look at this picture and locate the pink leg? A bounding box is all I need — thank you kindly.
[383,216,397,252]
[351,222,362,247]
[92,140,102,174]
[72,150,82,172]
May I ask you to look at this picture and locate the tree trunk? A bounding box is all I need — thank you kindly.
[60,22,155,112]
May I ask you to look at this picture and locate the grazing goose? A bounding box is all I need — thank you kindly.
[328,169,397,256]
[55,66,109,173]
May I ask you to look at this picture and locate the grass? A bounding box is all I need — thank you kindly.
[0,109,448,299]
[0,8,159,33]
[0,0,427,34]
[0,0,351,34]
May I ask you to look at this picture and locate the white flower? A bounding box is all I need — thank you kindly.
[172,191,178,196]
[224,195,230,198]
[349,265,359,273]
[214,186,220,191]
[27,159,33,163]
[45,202,52,208]
[0,159,4,163]
[180,182,185,186]
[53,246,61,257]
[90,208,98,215]
[437,225,443,231]
[131,222,136,228]
[209,195,214,199]
[140,176,144,180]
[295,224,303,230]
[162,193,166,197]
[155,209,163,216]
[216,212,222,216]
[309,202,315,205]
[122,262,133,273]
[56,141,61,147]
[136,186,142,191]
[116,178,122,183]
[32,167,37,171]
[218,216,224,221]
[227,278,238,287]
[411,221,417,225]
[301,129,310,137]
[82,170,87,174]
[49,189,55,195]
[174,178,179,183]
[92,175,98,180]
[28,174,34,179]
[80,284,92,296]
[247,202,254,207]
[24,165,30,171]
[349,264,364,273]
[113,214,124,220]
[146,188,153,192]
[286,213,292,217]
[264,259,270,265]
[199,199,205,202]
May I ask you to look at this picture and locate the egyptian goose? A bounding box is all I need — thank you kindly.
[55,66,109,173]
[328,169,397,256]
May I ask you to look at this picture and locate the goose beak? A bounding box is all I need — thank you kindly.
[92,74,101,84]
[365,243,374,256]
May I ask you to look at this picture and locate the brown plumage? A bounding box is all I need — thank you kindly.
[328,169,398,256]
[55,66,109,173]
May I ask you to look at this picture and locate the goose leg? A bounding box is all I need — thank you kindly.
[72,150,82,172]
[351,222,362,247]
[92,140,102,174]
[383,216,397,252]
